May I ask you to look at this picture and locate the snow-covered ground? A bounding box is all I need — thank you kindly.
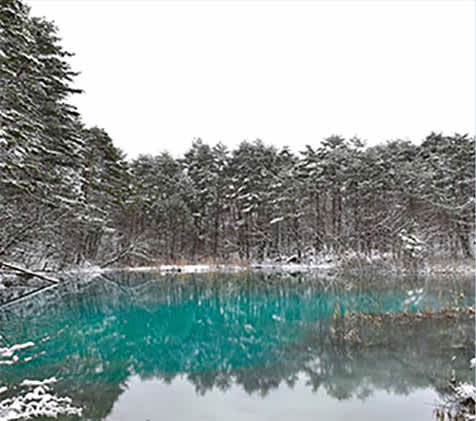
[438,383,476,420]
[0,339,82,421]
[62,261,338,276]
[0,342,34,366]
[0,377,82,421]
[85,258,473,275]
[435,358,476,421]
[127,262,336,273]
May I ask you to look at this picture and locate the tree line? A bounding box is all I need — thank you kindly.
[0,0,474,269]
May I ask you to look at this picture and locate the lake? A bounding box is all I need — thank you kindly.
[0,270,473,420]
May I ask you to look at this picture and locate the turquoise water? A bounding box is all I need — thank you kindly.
[0,271,473,420]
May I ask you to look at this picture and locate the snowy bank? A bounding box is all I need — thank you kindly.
[436,382,476,421]
[0,377,82,421]
[0,342,34,366]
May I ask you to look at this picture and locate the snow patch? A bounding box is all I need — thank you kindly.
[159,265,213,273]
[0,342,34,366]
[0,381,82,421]
[120,265,246,274]
[456,383,476,398]
[251,263,336,272]
[0,343,34,359]
[20,377,57,387]
[438,382,476,421]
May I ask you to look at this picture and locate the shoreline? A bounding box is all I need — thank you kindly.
[0,260,473,308]
[69,260,475,275]
[1,258,474,279]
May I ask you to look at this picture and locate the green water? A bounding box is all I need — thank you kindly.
[0,271,473,420]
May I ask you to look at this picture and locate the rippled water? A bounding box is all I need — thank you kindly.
[0,270,473,420]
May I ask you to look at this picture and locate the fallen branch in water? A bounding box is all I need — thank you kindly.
[0,261,61,284]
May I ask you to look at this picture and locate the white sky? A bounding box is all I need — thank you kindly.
[28,0,474,159]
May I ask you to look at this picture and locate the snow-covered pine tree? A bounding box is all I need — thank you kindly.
[0,0,86,266]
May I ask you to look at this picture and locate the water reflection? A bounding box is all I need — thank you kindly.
[0,271,473,420]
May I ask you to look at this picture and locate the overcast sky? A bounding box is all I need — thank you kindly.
[28,0,474,159]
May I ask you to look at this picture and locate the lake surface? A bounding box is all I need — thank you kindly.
[0,270,473,420]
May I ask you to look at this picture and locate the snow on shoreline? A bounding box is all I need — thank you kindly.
[130,262,337,273]
[0,378,82,421]
[0,342,34,359]
[55,249,475,277]
[60,262,338,276]
[0,342,34,366]
[65,260,474,276]
[132,264,246,273]
[2,251,473,282]
[438,382,476,421]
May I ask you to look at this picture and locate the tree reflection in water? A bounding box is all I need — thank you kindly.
[0,271,473,420]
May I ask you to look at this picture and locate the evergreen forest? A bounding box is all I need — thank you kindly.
[1,0,474,270]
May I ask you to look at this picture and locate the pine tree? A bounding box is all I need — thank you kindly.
[0,0,85,266]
